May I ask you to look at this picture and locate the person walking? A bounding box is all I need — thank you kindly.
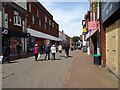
[34,44,39,61]
[65,44,70,58]
[51,44,56,60]
[2,44,10,63]
[16,43,22,58]
[44,43,51,60]
[58,44,63,57]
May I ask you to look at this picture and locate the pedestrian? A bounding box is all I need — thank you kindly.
[16,43,22,58]
[51,44,56,60]
[38,44,43,54]
[2,44,10,63]
[44,43,51,60]
[58,44,63,57]
[34,44,39,61]
[64,44,70,58]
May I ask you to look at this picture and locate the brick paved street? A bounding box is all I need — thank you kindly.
[63,50,118,88]
[2,51,73,88]
[2,50,118,88]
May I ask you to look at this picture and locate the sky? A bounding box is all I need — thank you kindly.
[38,1,90,37]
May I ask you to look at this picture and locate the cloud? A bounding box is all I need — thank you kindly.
[40,2,89,37]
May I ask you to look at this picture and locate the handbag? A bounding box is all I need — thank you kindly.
[37,53,41,60]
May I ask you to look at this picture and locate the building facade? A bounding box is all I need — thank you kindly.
[2,2,28,56]
[59,30,70,47]
[1,1,61,58]
[101,2,120,79]
[27,2,61,50]
[83,1,120,79]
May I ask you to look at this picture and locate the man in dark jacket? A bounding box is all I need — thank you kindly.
[44,43,51,60]
[2,45,10,63]
[65,44,70,58]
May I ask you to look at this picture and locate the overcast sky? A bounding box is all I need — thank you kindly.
[39,1,89,37]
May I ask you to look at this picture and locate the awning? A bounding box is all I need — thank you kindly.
[27,28,62,41]
[86,30,98,40]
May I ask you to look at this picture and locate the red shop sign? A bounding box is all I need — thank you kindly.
[88,21,100,30]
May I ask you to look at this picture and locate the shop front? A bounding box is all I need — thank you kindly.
[2,28,28,56]
[101,2,120,78]
[27,28,62,45]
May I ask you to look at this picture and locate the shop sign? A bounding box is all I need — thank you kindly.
[2,29,8,34]
[82,28,87,33]
[88,21,100,30]
[102,2,120,23]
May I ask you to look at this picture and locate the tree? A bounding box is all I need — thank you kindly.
[72,36,80,44]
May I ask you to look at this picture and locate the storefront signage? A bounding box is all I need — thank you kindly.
[2,29,8,34]
[88,21,100,30]
[102,2,120,23]
[82,28,87,33]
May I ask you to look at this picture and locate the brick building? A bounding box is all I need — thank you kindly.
[27,2,61,50]
[83,1,120,79]
[2,2,28,56]
[101,2,120,79]
[1,1,61,58]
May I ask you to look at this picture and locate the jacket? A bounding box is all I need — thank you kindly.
[51,46,56,53]
[34,46,38,54]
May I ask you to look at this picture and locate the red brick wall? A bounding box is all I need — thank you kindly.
[100,3,106,67]
[5,5,25,32]
[90,37,94,55]
[27,2,59,38]
[100,24,106,67]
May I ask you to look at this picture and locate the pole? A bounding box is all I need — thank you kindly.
[0,1,2,89]
[0,2,2,57]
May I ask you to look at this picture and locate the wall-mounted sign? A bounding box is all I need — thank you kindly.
[101,2,120,23]
[82,28,87,33]
[88,21,100,30]
[2,29,8,35]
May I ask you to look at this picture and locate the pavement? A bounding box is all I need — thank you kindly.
[63,50,118,88]
[2,50,119,88]
[2,51,73,88]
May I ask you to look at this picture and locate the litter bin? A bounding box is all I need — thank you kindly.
[82,46,87,52]
[93,54,101,65]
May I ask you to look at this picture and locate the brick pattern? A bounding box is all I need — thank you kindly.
[100,3,106,67]
[5,5,25,32]
[27,2,59,38]
[100,24,106,67]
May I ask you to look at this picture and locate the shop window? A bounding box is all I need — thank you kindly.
[14,16,21,26]
[39,20,42,27]
[37,10,39,17]
[14,10,21,26]
[32,15,35,24]
[4,13,8,28]
[44,23,46,29]
[10,37,22,56]
[45,16,47,23]
[52,22,54,27]
[49,20,51,25]
[29,4,31,12]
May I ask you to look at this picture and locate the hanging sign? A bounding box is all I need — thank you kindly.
[88,21,100,30]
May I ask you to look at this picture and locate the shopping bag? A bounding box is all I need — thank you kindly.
[37,53,41,60]
[65,53,67,58]
[0,56,3,64]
